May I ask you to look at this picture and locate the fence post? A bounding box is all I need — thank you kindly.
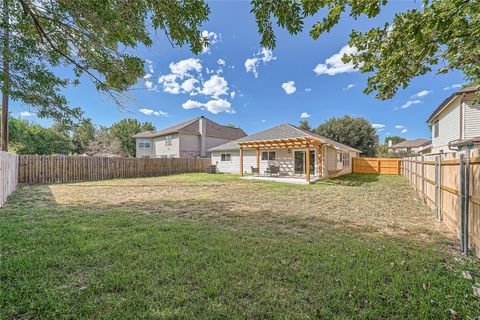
[460,153,466,254]
[460,152,470,255]
[434,156,441,221]
[421,155,425,201]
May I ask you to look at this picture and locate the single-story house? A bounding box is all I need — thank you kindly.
[427,86,480,153]
[388,139,432,155]
[133,116,246,158]
[209,123,361,183]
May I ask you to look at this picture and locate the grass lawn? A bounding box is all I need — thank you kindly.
[1,173,479,319]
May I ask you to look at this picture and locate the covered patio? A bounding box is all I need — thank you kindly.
[238,136,327,184]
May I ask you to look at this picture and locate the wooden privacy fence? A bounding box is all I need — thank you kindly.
[353,158,401,175]
[402,150,480,258]
[0,152,19,207]
[18,155,211,184]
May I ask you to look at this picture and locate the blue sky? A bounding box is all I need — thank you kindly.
[12,1,465,141]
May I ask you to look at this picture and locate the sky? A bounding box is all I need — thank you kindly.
[11,1,466,141]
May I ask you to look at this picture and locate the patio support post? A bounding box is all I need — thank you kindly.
[239,146,244,177]
[306,143,310,183]
[256,147,260,176]
[317,146,322,178]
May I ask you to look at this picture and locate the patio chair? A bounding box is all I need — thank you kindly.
[251,166,259,175]
[266,165,280,176]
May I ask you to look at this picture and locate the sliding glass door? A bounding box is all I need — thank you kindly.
[293,150,315,175]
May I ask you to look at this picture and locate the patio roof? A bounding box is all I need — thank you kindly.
[238,136,322,149]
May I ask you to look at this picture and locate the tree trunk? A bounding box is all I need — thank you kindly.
[1,0,9,152]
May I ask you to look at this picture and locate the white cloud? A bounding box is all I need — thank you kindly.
[385,132,391,135]
[305,88,312,92]
[230,91,236,99]
[400,99,421,109]
[411,90,431,98]
[143,60,158,90]
[372,123,385,129]
[182,99,234,114]
[20,111,33,117]
[217,58,225,66]
[158,74,182,94]
[169,58,202,77]
[313,45,359,76]
[443,83,463,91]
[300,112,311,119]
[261,119,266,123]
[281,81,296,94]
[401,128,408,133]
[201,30,220,54]
[244,48,277,78]
[199,75,229,98]
[144,80,156,91]
[395,125,405,129]
[343,84,355,90]
[139,108,168,117]
[180,78,199,93]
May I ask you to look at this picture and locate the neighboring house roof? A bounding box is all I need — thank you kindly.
[132,117,247,140]
[390,139,431,149]
[427,86,478,123]
[208,123,362,153]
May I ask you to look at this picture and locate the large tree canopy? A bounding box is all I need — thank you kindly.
[315,115,379,157]
[251,0,480,100]
[0,0,210,122]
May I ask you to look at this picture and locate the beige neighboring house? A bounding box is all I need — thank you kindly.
[209,123,361,183]
[427,86,480,153]
[133,116,247,158]
[388,139,432,155]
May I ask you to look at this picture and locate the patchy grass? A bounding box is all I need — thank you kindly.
[1,173,479,318]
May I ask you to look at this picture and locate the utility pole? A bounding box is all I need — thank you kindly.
[1,0,9,151]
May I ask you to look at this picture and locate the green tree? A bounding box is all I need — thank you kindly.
[110,118,155,157]
[385,136,406,146]
[14,124,71,155]
[315,115,379,156]
[72,118,95,154]
[298,120,312,132]
[0,0,210,150]
[251,1,480,100]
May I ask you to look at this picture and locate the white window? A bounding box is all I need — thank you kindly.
[165,135,172,146]
[221,153,231,161]
[138,138,151,148]
[337,151,343,162]
[342,152,351,167]
[261,151,276,161]
[433,121,439,138]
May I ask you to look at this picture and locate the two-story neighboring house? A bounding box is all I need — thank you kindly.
[133,116,247,158]
[388,139,432,155]
[427,86,480,153]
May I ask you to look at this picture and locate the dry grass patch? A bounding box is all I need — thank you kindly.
[39,173,448,240]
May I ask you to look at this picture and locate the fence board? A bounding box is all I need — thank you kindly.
[0,151,19,207]
[353,158,401,175]
[18,155,211,184]
[402,150,480,258]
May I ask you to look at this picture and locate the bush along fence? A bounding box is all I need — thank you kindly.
[402,150,480,258]
[18,155,211,184]
[352,158,401,175]
[0,151,19,207]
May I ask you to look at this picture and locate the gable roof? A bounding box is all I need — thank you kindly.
[427,86,478,123]
[208,123,362,153]
[132,117,247,140]
[390,139,431,148]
